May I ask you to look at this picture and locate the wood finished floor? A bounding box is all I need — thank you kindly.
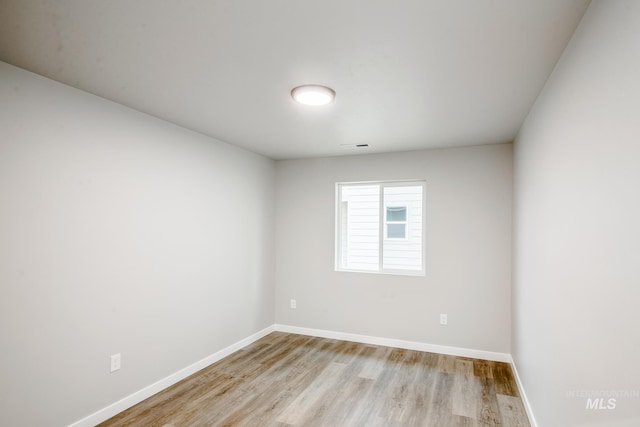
[99,332,530,427]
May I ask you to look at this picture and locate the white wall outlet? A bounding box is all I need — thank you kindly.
[440,313,448,325]
[290,299,297,309]
[110,353,121,373]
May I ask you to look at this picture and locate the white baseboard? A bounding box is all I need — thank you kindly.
[274,324,511,363]
[509,355,538,427]
[68,325,275,427]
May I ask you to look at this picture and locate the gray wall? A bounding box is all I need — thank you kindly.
[0,62,276,427]
[513,1,640,425]
[275,144,512,353]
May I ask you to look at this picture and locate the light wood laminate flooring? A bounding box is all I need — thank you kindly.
[99,332,530,426]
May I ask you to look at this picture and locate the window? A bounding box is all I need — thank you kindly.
[336,180,425,275]
[385,205,407,240]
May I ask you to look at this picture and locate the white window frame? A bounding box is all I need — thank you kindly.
[335,180,426,276]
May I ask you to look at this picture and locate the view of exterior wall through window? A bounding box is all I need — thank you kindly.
[335,181,425,275]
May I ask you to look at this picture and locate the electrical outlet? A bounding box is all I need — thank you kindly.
[440,314,448,325]
[110,353,121,373]
[290,299,297,309]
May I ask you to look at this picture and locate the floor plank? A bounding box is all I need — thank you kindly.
[493,362,520,397]
[496,394,531,427]
[451,359,480,419]
[99,332,531,427]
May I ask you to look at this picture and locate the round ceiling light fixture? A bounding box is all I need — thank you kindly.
[291,84,336,106]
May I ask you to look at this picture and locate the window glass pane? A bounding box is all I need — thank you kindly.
[338,184,379,271]
[386,223,406,239]
[382,185,423,271]
[386,206,406,222]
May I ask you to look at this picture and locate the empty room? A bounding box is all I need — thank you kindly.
[1,1,638,426]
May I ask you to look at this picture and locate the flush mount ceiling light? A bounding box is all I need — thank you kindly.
[291,85,336,106]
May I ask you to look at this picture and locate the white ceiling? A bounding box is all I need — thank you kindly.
[0,0,590,160]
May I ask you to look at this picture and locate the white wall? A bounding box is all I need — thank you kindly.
[513,1,640,425]
[275,144,512,353]
[0,61,275,427]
